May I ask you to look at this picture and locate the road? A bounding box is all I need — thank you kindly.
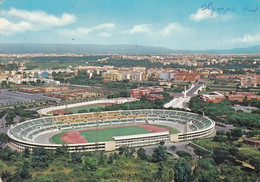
[164,84,204,109]
[136,141,199,159]
[0,89,61,105]
[186,84,204,97]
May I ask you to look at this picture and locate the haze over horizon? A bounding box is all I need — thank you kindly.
[0,0,260,50]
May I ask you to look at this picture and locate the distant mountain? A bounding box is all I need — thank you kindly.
[0,44,173,54]
[195,45,260,54]
[0,43,259,54]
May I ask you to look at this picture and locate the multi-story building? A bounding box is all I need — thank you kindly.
[158,72,174,81]
[102,71,122,81]
[130,87,164,98]
[202,91,260,103]
[174,72,201,82]
[39,87,69,93]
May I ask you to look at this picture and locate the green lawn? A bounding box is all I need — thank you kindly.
[151,124,179,134]
[52,132,66,144]
[52,124,179,144]
[65,104,105,113]
[79,126,150,142]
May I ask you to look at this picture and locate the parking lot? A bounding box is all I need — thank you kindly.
[0,89,60,105]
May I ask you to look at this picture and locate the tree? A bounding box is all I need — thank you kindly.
[152,145,167,162]
[98,152,108,166]
[31,147,50,168]
[170,145,177,151]
[249,158,260,173]
[231,128,243,139]
[155,98,164,107]
[193,158,220,182]
[176,150,192,159]
[118,145,133,157]
[140,95,147,102]
[174,159,191,182]
[0,147,16,161]
[228,147,239,156]
[55,145,69,158]
[213,135,226,142]
[157,162,170,181]
[1,81,10,88]
[159,140,165,146]
[137,147,147,160]
[1,170,11,181]
[83,157,98,171]
[235,152,248,163]
[108,154,114,164]
[18,160,31,179]
[0,133,8,143]
[23,147,30,158]
[213,148,230,164]
[71,152,82,163]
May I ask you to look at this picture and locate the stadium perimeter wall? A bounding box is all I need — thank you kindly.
[38,98,138,116]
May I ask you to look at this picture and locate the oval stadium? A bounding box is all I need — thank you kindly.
[7,109,215,152]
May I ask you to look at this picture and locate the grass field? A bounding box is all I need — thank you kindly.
[65,104,105,113]
[51,124,177,144]
[152,124,179,134]
[79,126,150,142]
[52,132,66,144]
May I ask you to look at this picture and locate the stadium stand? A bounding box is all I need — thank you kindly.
[8,109,215,152]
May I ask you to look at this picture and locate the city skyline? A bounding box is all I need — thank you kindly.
[0,0,260,50]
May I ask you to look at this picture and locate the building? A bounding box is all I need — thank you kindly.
[159,72,174,81]
[201,95,226,103]
[147,94,164,102]
[174,72,201,82]
[41,78,60,85]
[202,91,260,103]
[243,138,260,147]
[7,109,215,152]
[18,87,39,93]
[102,71,122,81]
[130,87,164,98]
[240,75,257,87]
[39,87,69,93]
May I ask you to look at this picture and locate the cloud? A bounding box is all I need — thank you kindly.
[123,24,152,34]
[123,23,188,36]
[99,32,112,37]
[0,8,76,35]
[3,8,76,27]
[94,23,115,30]
[60,23,115,37]
[190,9,217,22]
[232,33,260,43]
[0,18,33,35]
[160,23,188,36]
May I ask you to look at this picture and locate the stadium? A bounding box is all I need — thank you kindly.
[7,109,215,152]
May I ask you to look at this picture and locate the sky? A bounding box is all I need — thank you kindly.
[0,0,260,50]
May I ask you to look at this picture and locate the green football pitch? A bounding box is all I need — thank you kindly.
[65,104,105,113]
[79,126,150,142]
